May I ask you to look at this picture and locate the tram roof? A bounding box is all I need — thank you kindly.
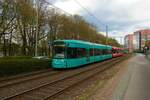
[53,39,112,49]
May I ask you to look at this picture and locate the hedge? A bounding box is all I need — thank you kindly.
[0,57,51,77]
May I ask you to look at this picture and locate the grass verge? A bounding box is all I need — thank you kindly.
[77,56,131,100]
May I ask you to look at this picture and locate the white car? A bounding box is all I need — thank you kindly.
[32,56,50,60]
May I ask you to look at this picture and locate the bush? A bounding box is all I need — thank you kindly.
[0,57,51,77]
[0,56,32,60]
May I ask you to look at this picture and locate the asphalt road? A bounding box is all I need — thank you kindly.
[112,53,150,100]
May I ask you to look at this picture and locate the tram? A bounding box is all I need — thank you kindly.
[52,40,113,68]
[112,47,124,57]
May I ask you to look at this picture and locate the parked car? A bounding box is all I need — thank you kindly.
[32,56,50,60]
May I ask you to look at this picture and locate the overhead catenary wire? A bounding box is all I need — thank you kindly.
[43,0,109,44]
[44,0,107,27]
[43,0,73,16]
[73,0,109,45]
[73,0,107,27]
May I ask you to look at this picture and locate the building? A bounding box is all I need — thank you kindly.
[124,29,150,52]
[134,29,150,50]
[124,34,134,52]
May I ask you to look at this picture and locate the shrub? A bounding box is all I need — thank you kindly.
[0,57,51,77]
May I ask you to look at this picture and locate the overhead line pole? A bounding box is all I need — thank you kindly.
[106,25,108,45]
[74,0,109,44]
[35,0,39,56]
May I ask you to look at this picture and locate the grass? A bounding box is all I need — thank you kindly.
[78,80,106,100]
[77,56,131,100]
[0,56,51,77]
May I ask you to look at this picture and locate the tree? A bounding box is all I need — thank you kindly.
[0,0,121,57]
[0,0,17,56]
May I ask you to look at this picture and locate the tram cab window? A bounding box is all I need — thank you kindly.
[53,45,65,58]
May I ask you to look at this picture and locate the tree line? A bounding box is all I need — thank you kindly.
[0,0,120,57]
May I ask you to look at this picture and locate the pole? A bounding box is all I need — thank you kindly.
[106,25,108,45]
[35,0,38,56]
[120,37,122,45]
[139,32,141,51]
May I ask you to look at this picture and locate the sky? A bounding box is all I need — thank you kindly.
[49,0,150,44]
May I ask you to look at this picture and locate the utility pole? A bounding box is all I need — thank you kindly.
[35,0,38,56]
[106,25,108,45]
[120,37,123,45]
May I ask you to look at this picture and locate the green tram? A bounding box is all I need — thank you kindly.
[52,40,112,68]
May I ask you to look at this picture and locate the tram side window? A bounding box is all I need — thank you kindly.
[94,49,99,56]
[77,48,86,57]
[103,49,112,55]
[113,50,119,53]
[102,49,108,55]
[112,50,116,53]
[67,47,86,58]
[90,49,103,56]
[67,48,77,58]
[94,49,97,56]
[90,49,94,56]
[102,49,106,55]
[107,50,112,54]
[97,49,103,55]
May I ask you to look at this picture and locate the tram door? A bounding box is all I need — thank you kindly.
[86,48,90,62]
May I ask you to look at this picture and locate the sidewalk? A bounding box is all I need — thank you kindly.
[145,50,150,60]
[112,54,150,100]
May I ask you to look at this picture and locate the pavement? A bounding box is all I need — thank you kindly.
[112,53,150,100]
[146,50,150,60]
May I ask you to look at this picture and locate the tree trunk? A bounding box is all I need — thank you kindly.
[22,27,27,55]
[3,33,7,56]
[8,28,14,56]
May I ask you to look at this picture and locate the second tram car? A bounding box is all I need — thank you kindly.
[112,47,124,57]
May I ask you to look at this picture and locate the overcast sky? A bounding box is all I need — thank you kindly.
[49,0,150,44]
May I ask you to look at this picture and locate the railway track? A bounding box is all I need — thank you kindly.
[0,69,52,81]
[0,69,60,88]
[0,56,128,100]
[45,58,124,100]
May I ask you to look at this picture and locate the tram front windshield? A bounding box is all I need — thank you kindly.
[53,43,65,59]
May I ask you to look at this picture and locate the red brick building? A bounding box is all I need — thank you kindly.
[124,34,134,52]
[134,29,150,50]
[124,29,150,52]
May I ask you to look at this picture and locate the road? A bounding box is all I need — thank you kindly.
[112,53,150,100]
